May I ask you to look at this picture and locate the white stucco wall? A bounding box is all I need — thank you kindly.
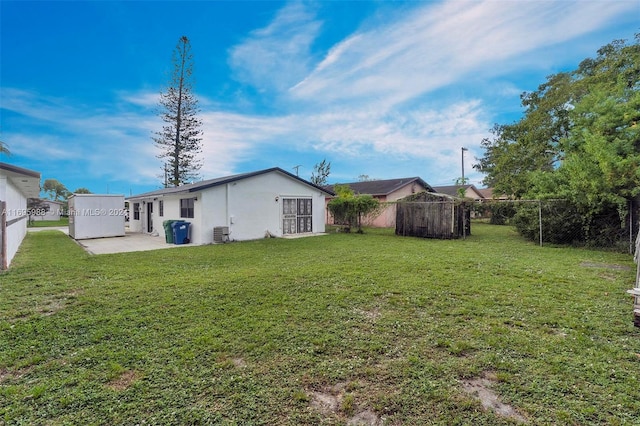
[129,170,328,245]
[1,176,28,267]
[68,194,126,239]
[128,193,204,244]
[154,193,203,244]
[215,171,326,242]
[128,200,142,233]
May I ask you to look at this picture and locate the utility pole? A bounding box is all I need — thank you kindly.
[293,165,302,176]
[461,147,469,240]
[461,147,468,184]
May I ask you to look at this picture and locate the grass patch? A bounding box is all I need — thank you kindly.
[1,225,639,424]
[27,217,69,228]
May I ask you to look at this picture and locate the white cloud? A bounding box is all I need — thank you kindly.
[228,1,322,92]
[117,90,159,108]
[292,99,490,162]
[8,133,81,160]
[1,87,292,185]
[3,0,636,191]
[198,111,292,177]
[290,0,636,107]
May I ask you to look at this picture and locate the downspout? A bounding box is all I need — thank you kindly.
[1,200,7,270]
[226,183,230,229]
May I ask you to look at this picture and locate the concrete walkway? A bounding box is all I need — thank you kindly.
[28,227,193,255]
[28,226,69,234]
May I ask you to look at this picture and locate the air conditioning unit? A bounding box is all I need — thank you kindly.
[213,226,230,243]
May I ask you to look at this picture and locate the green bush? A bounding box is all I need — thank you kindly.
[513,200,583,244]
[487,202,517,225]
[327,184,381,233]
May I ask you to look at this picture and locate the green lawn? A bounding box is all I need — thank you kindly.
[1,224,638,425]
[27,217,69,228]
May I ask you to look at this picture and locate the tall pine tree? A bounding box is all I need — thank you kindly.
[154,36,203,187]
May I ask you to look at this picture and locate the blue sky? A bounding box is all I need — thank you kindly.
[1,0,638,197]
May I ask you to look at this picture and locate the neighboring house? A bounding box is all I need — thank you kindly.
[477,187,509,200]
[30,199,65,221]
[0,162,41,269]
[127,167,333,244]
[432,184,485,201]
[324,177,434,228]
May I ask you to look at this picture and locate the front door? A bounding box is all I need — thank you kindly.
[282,198,312,234]
[146,202,153,233]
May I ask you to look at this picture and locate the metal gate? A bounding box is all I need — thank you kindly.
[283,198,312,234]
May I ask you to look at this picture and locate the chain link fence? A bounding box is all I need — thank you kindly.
[473,199,639,253]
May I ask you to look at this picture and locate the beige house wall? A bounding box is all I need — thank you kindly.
[327,181,429,228]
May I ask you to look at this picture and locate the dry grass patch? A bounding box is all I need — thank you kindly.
[354,306,381,321]
[579,261,631,270]
[0,366,33,383]
[308,381,382,425]
[462,371,528,424]
[106,370,140,391]
[231,357,246,368]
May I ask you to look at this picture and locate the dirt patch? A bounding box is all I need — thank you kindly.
[310,390,340,415]
[309,381,346,415]
[36,289,82,316]
[232,357,246,368]
[107,370,140,391]
[308,381,382,425]
[347,409,382,425]
[0,366,33,383]
[462,372,527,423]
[38,299,66,316]
[354,306,381,321]
[0,368,11,383]
[580,262,631,270]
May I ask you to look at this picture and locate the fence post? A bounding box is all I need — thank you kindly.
[538,200,543,247]
[633,221,640,288]
[629,199,633,255]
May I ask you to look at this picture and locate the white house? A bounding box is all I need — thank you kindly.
[127,167,334,245]
[30,199,65,221]
[0,162,41,269]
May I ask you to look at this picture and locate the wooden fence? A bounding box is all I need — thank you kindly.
[395,201,470,239]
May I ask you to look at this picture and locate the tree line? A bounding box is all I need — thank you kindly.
[475,35,639,247]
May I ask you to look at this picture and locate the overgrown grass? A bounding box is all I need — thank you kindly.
[1,224,638,425]
[27,217,69,228]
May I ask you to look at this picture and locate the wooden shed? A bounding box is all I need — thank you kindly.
[395,191,470,239]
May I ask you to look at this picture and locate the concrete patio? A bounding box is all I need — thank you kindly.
[28,227,193,255]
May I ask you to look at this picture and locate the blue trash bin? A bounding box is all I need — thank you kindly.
[163,220,181,244]
[172,221,191,245]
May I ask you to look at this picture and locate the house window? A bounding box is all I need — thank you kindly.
[133,203,140,220]
[180,198,195,218]
[159,200,164,217]
[283,198,312,234]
